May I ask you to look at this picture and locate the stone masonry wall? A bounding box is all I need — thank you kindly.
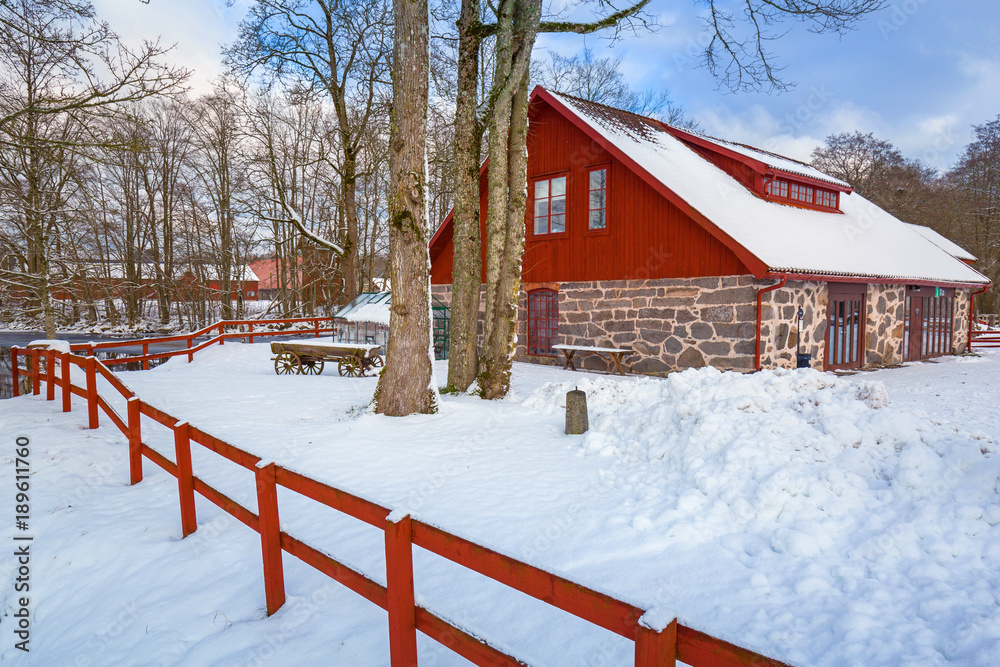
[865,284,906,367]
[432,279,971,376]
[953,288,971,353]
[758,281,827,370]
[525,276,767,375]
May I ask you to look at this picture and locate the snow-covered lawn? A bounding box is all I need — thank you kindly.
[2,344,1000,665]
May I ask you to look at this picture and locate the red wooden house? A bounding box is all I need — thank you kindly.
[430,87,990,374]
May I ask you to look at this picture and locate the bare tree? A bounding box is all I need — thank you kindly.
[536,47,694,126]
[0,0,186,337]
[187,81,254,320]
[226,0,393,303]
[375,0,435,416]
[948,116,1000,312]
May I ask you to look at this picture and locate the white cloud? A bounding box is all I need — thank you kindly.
[91,0,253,95]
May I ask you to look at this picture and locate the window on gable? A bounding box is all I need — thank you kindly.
[588,168,607,230]
[533,175,567,235]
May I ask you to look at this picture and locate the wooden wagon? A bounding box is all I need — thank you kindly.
[270,340,383,377]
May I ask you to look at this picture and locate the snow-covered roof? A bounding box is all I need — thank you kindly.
[666,124,852,189]
[905,224,977,262]
[335,291,391,326]
[546,90,989,286]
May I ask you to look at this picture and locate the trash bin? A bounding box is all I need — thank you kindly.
[797,353,812,369]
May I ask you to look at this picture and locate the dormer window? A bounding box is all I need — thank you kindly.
[766,178,839,211]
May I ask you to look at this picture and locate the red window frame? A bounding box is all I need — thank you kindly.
[527,289,559,356]
[790,182,814,204]
[766,178,841,211]
[531,173,568,236]
[587,166,608,232]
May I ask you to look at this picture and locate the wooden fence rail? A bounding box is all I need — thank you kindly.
[10,342,791,667]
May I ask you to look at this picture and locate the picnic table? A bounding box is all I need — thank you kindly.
[552,344,633,376]
[270,339,383,377]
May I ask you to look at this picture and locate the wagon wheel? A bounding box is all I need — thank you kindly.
[274,351,301,375]
[301,358,325,375]
[338,354,362,377]
[368,354,384,368]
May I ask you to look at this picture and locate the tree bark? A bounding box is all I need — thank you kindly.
[445,0,484,392]
[477,0,540,400]
[375,0,436,416]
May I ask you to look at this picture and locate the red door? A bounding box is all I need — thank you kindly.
[825,284,866,371]
[904,286,955,361]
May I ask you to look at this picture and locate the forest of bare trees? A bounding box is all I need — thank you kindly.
[0,0,996,412]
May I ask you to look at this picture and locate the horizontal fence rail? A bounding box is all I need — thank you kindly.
[10,342,791,667]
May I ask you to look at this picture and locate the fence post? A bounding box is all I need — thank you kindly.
[46,349,56,401]
[248,323,254,344]
[86,356,98,429]
[219,323,225,345]
[127,398,143,485]
[173,421,197,537]
[634,619,677,667]
[254,461,285,616]
[187,337,193,363]
[385,513,418,666]
[61,351,71,412]
[314,318,320,338]
[11,347,19,398]
[142,342,149,371]
[31,350,40,396]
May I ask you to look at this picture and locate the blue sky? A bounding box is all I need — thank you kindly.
[94,0,999,171]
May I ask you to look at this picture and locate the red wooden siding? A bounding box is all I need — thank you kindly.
[683,143,760,193]
[430,98,749,284]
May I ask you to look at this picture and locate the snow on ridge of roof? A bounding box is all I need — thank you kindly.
[546,91,851,189]
[335,291,391,326]
[905,224,977,262]
[664,123,852,189]
[550,92,989,286]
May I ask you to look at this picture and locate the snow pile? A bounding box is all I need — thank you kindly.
[525,366,1000,664]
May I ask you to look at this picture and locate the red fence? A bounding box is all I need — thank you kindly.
[12,332,790,667]
[66,316,333,368]
[972,318,1000,348]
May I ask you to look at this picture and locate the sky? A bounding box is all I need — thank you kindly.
[91,0,1000,172]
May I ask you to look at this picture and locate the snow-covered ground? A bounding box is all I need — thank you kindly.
[2,345,999,665]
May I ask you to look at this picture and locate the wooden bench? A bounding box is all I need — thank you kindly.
[551,344,633,376]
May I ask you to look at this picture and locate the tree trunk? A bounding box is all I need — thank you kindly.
[445,0,484,393]
[479,72,531,399]
[376,0,435,416]
[477,0,540,400]
[341,150,361,302]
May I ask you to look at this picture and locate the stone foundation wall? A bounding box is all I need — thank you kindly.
[865,284,906,367]
[758,281,827,370]
[432,278,971,376]
[521,276,766,375]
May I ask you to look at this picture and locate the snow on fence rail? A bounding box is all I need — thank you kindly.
[971,319,1000,349]
[11,327,791,667]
